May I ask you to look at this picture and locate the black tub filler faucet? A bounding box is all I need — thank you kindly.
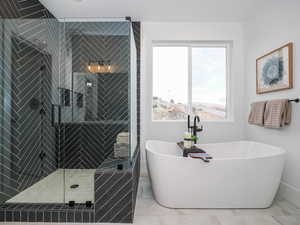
[188,115,203,144]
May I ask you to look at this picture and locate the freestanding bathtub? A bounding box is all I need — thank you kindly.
[146,140,286,209]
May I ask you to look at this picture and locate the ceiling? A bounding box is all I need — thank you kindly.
[39,0,278,22]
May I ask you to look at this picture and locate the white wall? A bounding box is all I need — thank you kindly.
[140,22,245,174]
[244,2,300,207]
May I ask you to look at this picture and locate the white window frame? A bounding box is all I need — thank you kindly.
[151,41,232,122]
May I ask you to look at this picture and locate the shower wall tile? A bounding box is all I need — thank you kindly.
[70,37,129,133]
[94,148,140,223]
[0,0,59,202]
[71,34,130,74]
[58,23,135,170]
[0,0,54,18]
[0,204,95,223]
[132,147,141,214]
[0,0,141,220]
[58,22,141,170]
[96,73,129,121]
[60,22,130,118]
[57,122,128,169]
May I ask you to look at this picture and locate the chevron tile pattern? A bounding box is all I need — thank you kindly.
[58,22,132,169]
[0,1,58,202]
[0,0,54,19]
[58,121,128,169]
[1,1,141,221]
[96,73,129,121]
[94,147,140,223]
[95,171,133,223]
[11,37,55,192]
[132,148,141,216]
[71,35,130,74]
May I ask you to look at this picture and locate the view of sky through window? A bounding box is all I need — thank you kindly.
[192,47,227,120]
[153,45,227,121]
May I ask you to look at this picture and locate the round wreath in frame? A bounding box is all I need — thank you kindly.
[262,57,284,86]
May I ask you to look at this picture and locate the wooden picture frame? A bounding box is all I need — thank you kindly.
[256,43,293,94]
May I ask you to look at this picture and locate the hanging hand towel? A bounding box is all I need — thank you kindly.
[248,101,267,126]
[264,99,291,129]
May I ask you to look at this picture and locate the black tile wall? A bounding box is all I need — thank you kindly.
[94,147,140,223]
[132,148,141,218]
[96,72,129,121]
[0,0,54,19]
[10,37,57,192]
[0,1,59,202]
[57,122,128,169]
[59,21,131,123]
[0,203,95,223]
[71,34,130,74]
[58,22,141,170]
[0,1,141,222]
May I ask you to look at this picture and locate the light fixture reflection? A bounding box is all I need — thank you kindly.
[87,60,112,73]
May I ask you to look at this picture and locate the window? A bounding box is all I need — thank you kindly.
[152,43,229,121]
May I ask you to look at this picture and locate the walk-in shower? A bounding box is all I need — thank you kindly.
[0,17,140,223]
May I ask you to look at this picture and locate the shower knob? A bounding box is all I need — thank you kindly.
[29,98,40,110]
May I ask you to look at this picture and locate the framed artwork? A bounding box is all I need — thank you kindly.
[256,43,293,94]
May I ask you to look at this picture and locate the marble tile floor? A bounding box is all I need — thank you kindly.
[7,169,96,204]
[2,176,300,224]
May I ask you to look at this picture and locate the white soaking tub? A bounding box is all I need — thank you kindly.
[145,140,286,209]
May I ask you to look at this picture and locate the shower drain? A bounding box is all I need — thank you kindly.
[70,184,79,189]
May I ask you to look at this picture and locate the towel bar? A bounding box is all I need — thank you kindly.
[288,98,299,103]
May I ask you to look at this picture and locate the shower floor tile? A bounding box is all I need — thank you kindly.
[6,169,96,204]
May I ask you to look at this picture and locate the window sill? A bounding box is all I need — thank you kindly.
[151,119,235,123]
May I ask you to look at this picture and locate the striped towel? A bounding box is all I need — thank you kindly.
[116,132,129,144]
[248,101,267,126]
[264,99,292,129]
[114,143,129,158]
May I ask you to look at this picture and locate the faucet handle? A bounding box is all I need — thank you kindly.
[197,125,203,132]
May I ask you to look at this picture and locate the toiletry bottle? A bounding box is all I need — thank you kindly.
[184,131,192,149]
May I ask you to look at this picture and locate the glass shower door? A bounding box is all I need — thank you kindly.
[0,18,63,203]
[11,37,46,190]
[60,19,132,205]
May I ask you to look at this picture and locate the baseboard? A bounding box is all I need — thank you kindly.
[278,182,300,207]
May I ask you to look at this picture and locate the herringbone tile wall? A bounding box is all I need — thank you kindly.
[58,122,128,169]
[0,1,58,202]
[58,22,132,169]
[1,2,141,222]
[0,0,54,19]
[94,147,140,223]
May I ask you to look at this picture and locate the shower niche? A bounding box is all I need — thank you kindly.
[0,18,140,223]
